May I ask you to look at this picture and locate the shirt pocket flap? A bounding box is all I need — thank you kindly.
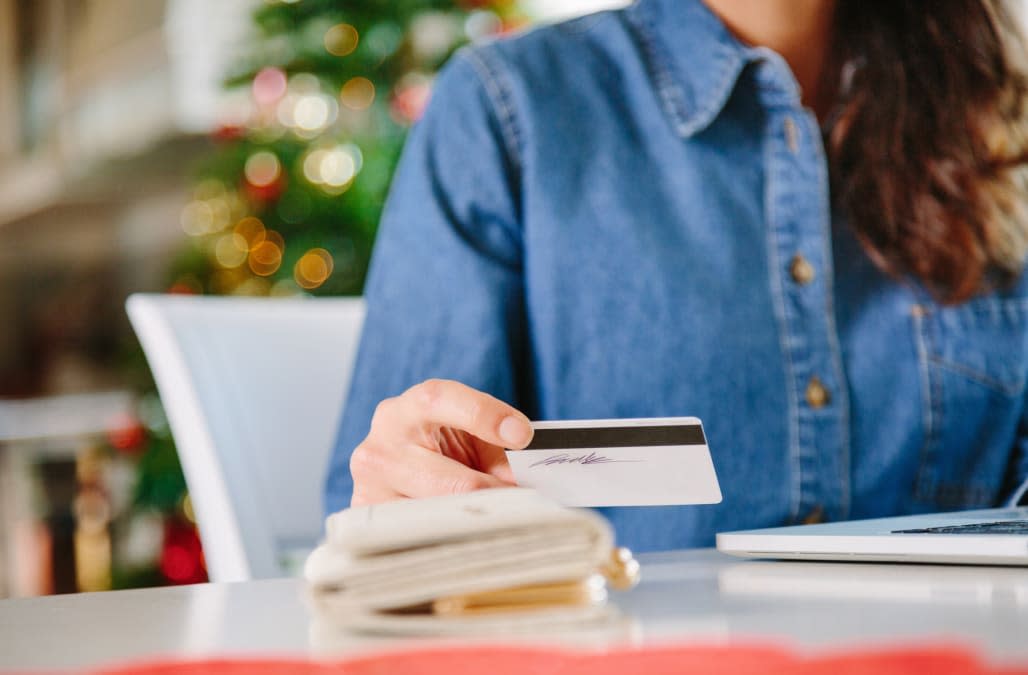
[926,297,1028,397]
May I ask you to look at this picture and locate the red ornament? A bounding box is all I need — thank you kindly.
[390,80,433,125]
[168,275,202,295]
[160,518,207,585]
[168,283,199,295]
[106,413,147,455]
[212,124,245,142]
[243,175,286,204]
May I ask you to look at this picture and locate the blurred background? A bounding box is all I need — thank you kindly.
[0,0,627,597]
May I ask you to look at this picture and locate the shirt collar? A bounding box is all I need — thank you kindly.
[626,0,802,138]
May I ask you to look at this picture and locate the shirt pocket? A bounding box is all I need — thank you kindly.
[912,296,1028,509]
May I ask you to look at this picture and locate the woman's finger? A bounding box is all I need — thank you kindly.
[474,441,516,484]
[350,484,403,506]
[389,379,533,450]
[383,442,511,499]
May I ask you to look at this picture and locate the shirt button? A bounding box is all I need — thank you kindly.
[789,254,816,285]
[805,376,830,409]
[784,116,799,154]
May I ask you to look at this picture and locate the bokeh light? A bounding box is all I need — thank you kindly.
[252,67,288,107]
[180,201,214,236]
[214,233,248,268]
[249,240,283,276]
[301,143,363,193]
[302,149,328,184]
[233,216,267,251]
[410,12,460,60]
[324,23,359,57]
[211,268,247,295]
[276,94,299,128]
[208,198,231,229]
[244,151,282,187]
[263,229,285,251]
[390,72,433,125]
[273,73,338,135]
[294,248,334,289]
[270,279,302,296]
[465,10,503,40]
[193,178,227,200]
[293,94,337,132]
[180,180,235,236]
[340,77,376,110]
[319,149,356,187]
[233,277,272,296]
[364,21,403,59]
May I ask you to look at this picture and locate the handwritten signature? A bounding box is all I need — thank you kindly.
[529,451,642,468]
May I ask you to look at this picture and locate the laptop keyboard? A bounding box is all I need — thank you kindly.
[892,520,1028,535]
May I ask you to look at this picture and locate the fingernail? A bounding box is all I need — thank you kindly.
[498,416,531,447]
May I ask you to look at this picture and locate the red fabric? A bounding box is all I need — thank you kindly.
[84,645,1028,675]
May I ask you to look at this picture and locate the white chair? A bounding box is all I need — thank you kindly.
[126,293,365,582]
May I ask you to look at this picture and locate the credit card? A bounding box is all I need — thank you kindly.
[504,417,722,507]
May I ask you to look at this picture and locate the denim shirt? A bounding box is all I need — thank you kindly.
[326,0,1028,550]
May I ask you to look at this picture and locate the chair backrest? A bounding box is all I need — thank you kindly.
[126,293,365,582]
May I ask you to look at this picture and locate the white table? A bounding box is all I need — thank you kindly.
[2,549,1026,671]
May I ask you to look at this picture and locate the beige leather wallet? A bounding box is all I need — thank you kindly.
[304,488,638,635]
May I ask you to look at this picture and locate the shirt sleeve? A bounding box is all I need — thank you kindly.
[323,48,529,515]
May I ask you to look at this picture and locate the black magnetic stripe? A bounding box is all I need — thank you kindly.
[523,425,706,450]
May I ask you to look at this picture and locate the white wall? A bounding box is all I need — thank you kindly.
[523,0,631,21]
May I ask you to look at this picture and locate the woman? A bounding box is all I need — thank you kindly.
[325,0,1028,551]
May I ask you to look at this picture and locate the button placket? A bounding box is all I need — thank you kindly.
[765,105,848,524]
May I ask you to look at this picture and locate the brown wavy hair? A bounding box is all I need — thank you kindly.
[827,0,1028,304]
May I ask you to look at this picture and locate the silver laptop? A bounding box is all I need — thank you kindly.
[717,494,1028,566]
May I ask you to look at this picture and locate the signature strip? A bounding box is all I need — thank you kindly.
[523,425,706,450]
[528,451,644,467]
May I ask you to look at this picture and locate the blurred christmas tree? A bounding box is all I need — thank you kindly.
[173,0,525,297]
[110,0,526,588]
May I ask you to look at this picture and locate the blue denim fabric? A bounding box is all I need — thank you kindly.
[325,0,1028,550]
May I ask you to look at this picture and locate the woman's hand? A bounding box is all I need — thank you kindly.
[349,379,534,506]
